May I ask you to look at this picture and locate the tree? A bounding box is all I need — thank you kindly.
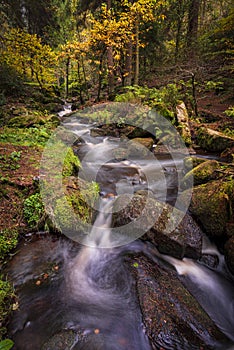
[1,28,57,89]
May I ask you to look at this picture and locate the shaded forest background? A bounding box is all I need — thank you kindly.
[0,0,233,104]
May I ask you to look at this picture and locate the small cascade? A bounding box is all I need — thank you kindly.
[162,254,234,342]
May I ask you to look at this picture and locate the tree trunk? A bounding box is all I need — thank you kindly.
[124,41,133,86]
[134,17,139,86]
[106,0,114,95]
[187,0,200,51]
[65,58,70,99]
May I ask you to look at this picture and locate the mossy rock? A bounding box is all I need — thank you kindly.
[180,178,234,238]
[112,193,202,259]
[196,126,234,152]
[183,156,206,172]
[63,148,80,177]
[181,160,220,189]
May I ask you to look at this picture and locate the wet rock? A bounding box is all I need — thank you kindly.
[127,138,154,157]
[180,178,234,238]
[126,253,230,350]
[199,254,219,269]
[176,102,192,145]
[183,156,206,172]
[224,236,234,275]
[112,193,202,259]
[181,159,220,189]
[195,126,234,152]
[41,330,79,350]
[220,146,234,163]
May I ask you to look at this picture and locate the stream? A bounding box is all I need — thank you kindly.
[6,106,234,350]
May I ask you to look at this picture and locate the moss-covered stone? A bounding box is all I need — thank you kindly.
[112,193,202,259]
[62,147,80,177]
[180,178,234,238]
[196,126,234,152]
[181,159,220,189]
[183,156,206,172]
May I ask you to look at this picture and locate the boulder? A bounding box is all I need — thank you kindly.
[127,137,154,157]
[112,193,202,259]
[224,236,234,275]
[181,159,220,189]
[180,178,234,238]
[176,102,192,145]
[195,126,234,152]
[183,156,206,172]
[126,253,230,350]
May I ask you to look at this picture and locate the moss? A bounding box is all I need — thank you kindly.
[0,277,15,340]
[188,179,233,237]
[62,148,80,177]
[181,160,220,189]
[0,229,18,260]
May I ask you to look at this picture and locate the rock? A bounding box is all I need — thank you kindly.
[128,137,154,149]
[183,156,206,172]
[181,160,220,189]
[112,193,202,259]
[126,253,230,350]
[176,102,192,145]
[180,178,234,238]
[127,137,154,157]
[195,126,234,152]
[220,146,234,163]
[224,236,234,275]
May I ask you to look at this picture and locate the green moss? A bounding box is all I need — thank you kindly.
[62,148,80,177]
[0,277,15,340]
[0,229,18,260]
[181,160,220,189]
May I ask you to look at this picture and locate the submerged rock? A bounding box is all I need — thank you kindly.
[112,193,202,259]
[126,253,230,350]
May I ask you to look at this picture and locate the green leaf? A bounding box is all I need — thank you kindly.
[0,339,14,350]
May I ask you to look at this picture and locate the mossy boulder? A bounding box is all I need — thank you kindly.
[195,126,234,152]
[180,178,234,238]
[181,160,220,189]
[126,253,230,350]
[112,193,202,259]
[183,156,206,172]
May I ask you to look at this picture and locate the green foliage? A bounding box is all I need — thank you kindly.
[205,80,224,92]
[224,106,234,118]
[0,151,21,171]
[0,126,51,147]
[0,229,18,260]
[115,84,181,122]
[0,277,15,340]
[23,193,44,228]
[0,339,14,350]
[0,340,13,350]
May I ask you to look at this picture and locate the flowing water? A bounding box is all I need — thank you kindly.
[6,113,234,349]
